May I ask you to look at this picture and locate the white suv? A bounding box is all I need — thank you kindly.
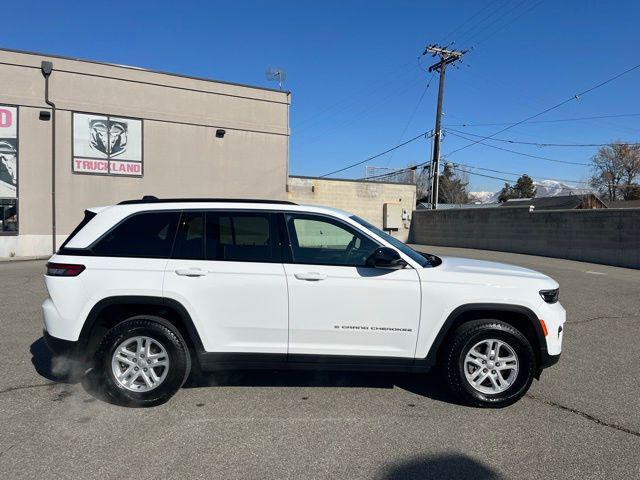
[42,197,565,407]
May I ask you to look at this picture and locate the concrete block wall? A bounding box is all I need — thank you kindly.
[287,176,416,241]
[409,207,640,269]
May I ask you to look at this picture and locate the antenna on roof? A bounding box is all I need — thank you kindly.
[265,67,286,90]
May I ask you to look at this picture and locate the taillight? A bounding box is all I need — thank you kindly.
[46,262,85,277]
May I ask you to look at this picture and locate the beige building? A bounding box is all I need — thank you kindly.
[0,48,290,257]
[287,176,416,241]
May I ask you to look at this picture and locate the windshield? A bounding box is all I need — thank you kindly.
[350,215,438,268]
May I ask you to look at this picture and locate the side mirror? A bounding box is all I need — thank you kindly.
[366,247,407,270]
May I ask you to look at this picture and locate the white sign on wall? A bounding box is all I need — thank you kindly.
[0,105,18,198]
[72,113,143,177]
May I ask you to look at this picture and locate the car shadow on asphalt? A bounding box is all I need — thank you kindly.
[184,369,466,406]
[377,453,504,480]
[30,337,71,382]
[30,336,464,407]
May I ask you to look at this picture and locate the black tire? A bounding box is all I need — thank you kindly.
[443,319,536,408]
[94,315,191,407]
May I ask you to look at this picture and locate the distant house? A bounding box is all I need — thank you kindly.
[499,194,607,210]
[416,202,499,210]
[606,199,640,209]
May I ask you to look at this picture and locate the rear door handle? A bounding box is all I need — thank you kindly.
[294,272,327,281]
[175,268,208,277]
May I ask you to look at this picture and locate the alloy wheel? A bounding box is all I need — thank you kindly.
[111,336,170,392]
[463,338,519,395]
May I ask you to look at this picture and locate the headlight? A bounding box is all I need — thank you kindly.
[539,288,559,304]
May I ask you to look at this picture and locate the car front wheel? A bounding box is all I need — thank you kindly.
[444,319,536,408]
[95,315,191,407]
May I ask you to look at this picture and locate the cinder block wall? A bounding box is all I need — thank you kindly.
[409,207,640,269]
[287,176,416,241]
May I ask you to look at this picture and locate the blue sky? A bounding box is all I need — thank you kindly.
[4,0,640,192]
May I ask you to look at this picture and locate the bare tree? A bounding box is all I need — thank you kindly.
[415,164,470,204]
[416,166,432,203]
[590,142,640,201]
[438,163,470,204]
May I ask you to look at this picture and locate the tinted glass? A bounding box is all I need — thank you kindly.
[205,212,277,262]
[285,213,379,266]
[92,211,179,258]
[350,215,432,267]
[172,211,204,260]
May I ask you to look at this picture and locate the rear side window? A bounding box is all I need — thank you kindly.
[92,211,179,258]
[173,211,204,260]
[170,210,281,263]
[206,211,279,262]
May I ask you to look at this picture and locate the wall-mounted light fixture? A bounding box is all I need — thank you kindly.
[216,129,226,138]
[41,61,53,77]
[39,111,51,121]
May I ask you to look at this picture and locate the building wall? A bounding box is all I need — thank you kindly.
[410,207,640,269]
[287,176,416,241]
[0,49,290,257]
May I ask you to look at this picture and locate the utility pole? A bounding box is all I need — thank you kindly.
[423,45,465,209]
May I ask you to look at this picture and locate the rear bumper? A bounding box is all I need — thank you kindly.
[43,329,81,360]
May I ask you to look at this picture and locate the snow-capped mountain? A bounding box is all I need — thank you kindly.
[470,180,591,204]
[469,191,501,203]
[534,179,591,198]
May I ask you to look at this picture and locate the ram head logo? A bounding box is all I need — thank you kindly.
[89,119,128,157]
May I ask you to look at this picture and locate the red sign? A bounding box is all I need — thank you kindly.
[0,108,12,128]
[110,160,142,175]
[73,158,142,176]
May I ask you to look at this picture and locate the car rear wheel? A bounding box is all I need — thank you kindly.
[443,319,536,408]
[95,316,191,407]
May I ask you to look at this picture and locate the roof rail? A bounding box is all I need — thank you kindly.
[118,196,297,205]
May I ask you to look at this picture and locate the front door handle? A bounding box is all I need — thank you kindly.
[294,272,327,281]
[175,268,208,277]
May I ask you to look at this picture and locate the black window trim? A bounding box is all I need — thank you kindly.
[56,208,386,265]
[281,211,384,268]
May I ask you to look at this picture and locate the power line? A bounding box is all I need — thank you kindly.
[462,0,530,47]
[318,55,640,186]
[295,57,419,132]
[449,161,590,185]
[440,0,503,45]
[450,165,591,191]
[467,0,543,50]
[445,112,640,127]
[442,60,640,159]
[319,130,433,178]
[444,129,591,166]
[446,128,640,147]
[384,73,436,167]
[451,0,511,47]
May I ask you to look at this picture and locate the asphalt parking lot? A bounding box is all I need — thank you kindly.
[0,247,638,480]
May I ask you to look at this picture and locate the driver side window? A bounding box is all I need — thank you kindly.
[286,214,379,266]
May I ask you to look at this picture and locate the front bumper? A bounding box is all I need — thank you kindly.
[539,351,561,369]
